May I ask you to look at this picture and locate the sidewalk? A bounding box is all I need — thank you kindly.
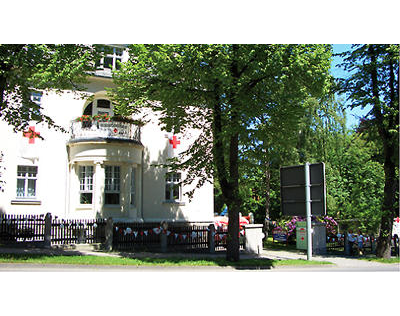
[258,248,399,269]
[0,244,398,270]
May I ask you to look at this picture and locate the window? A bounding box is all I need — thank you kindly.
[105,166,120,205]
[97,99,111,109]
[27,91,42,117]
[79,166,93,204]
[83,99,113,117]
[31,92,42,104]
[165,172,181,201]
[16,166,38,199]
[96,46,123,71]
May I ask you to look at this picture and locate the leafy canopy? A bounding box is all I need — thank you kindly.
[111,44,332,261]
[0,44,102,131]
[112,44,332,186]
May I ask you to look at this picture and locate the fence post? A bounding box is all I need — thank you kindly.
[104,217,113,251]
[44,212,52,248]
[160,221,168,253]
[344,232,350,255]
[371,235,377,253]
[208,224,215,253]
[76,223,85,244]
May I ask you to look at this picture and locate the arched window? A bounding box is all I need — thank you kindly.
[83,99,114,117]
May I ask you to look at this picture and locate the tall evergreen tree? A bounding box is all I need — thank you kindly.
[337,44,399,258]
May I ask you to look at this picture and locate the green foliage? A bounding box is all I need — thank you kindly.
[336,44,399,165]
[112,44,332,195]
[336,44,399,258]
[239,90,385,235]
[329,141,382,233]
[0,44,102,131]
[111,44,332,260]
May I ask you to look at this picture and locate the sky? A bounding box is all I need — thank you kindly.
[331,44,353,78]
[331,44,371,130]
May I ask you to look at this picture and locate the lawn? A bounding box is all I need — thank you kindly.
[0,253,332,268]
[360,256,400,264]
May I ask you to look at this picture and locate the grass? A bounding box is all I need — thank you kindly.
[360,257,400,264]
[273,259,331,266]
[0,253,331,268]
[263,236,298,251]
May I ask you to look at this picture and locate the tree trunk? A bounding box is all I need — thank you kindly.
[212,92,241,262]
[368,45,398,258]
[376,146,397,258]
[264,162,271,239]
[226,197,240,261]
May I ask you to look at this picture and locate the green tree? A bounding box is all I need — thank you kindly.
[0,44,101,132]
[111,44,332,261]
[293,96,385,232]
[239,95,306,232]
[337,44,399,258]
[327,133,384,231]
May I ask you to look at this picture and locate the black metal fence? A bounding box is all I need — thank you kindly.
[112,222,214,252]
[326,234,345,252]
[111,222,246,253]
[167,224,210,252]
[0,214,106,246]
[112,222,162,251]
[326,234,375,254]
[0,214,45,243]
[215,227,246,251]
[1,214,248,253]
[51,218,106,245]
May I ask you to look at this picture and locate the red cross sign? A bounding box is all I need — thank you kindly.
[169,135,181,149]
[23,126,40,144]
[395,217,400,223]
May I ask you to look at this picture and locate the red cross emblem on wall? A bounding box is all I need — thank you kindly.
[395,217,400,223]
[23,126,40,144]
[169,135,181,149]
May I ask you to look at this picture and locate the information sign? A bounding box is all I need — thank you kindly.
[280,162,326,216]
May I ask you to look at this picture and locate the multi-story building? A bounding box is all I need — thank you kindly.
[0,46,214,223]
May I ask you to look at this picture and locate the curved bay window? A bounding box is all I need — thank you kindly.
[79,166,93,204]
[105,166,120,205]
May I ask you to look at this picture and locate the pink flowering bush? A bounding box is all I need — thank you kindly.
[273,215,338,236]
[317,216,338,235]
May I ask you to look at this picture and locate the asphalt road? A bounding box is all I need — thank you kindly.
[0,263,264,272]
[0,262,398,272]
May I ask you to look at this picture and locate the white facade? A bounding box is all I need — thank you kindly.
[0,63,214,223]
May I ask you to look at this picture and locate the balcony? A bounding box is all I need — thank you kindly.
[69,120,141,143]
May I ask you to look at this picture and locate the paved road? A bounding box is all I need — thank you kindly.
[272,265,399,272]
[1,264,398,272]
[0,262,398,272]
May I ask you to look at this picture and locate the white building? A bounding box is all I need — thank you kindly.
[0,47,214,223]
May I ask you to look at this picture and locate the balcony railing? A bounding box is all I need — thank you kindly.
[70,120,141,143]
